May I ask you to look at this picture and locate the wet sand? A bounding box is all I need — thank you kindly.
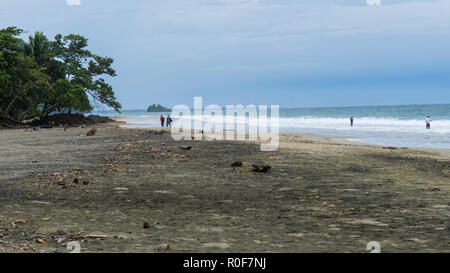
[0,123,449,253]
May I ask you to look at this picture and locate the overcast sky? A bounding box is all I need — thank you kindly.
[1,0,450,109]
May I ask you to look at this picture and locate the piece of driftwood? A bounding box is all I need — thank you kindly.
[86,127,97,136]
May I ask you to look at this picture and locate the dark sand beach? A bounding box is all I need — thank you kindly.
[0,122,449,253]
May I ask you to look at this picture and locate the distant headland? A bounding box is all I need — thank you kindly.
[147,104,171,112]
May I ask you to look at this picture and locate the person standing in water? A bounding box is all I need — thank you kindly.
[350,116,354,127]
[425,116,432,129]
[160,115,165,127]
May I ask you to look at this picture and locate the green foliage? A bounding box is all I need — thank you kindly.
[23,32,51,66]
[0,27,52,120]
[0,26,121,122]
[147,104,170,112]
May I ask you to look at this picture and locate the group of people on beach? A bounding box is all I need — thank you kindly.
[160,115,172,127]
[349,115,433,129]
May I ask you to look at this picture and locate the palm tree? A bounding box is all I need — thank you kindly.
[23,31,51,66]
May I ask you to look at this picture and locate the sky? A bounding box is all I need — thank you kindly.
[1,0,450,109]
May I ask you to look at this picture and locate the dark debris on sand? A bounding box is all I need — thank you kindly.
[29,114,114,127]
[1,114,114,129]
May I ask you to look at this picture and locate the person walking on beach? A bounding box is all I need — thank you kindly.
[350,116,354,127]
[425,116,432,129]
[166,115,172,127]
[160,115,165,127]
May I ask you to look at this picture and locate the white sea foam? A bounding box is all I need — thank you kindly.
[278,117,450,134]
[169,115,450,134]
[111,110,450,148]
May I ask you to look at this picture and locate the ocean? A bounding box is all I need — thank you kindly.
[92,104,450,149]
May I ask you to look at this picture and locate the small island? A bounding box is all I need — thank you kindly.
[147,104,171,112]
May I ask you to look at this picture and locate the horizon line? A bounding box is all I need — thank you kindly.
[92,102,450,112]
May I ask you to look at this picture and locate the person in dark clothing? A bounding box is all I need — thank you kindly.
[350,116,354,127]
[166,115,172,127]
[160,115,165,127]
[425,116,432,129]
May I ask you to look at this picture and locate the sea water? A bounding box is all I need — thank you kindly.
[92,104,450,149]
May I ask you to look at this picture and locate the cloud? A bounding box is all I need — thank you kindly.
[2,0,449,107]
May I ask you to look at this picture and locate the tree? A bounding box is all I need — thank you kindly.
[47,34,121,116]
[0,27,24,119]
[0,27,51,121]
[23,32,51,66]
[1,27,122,122]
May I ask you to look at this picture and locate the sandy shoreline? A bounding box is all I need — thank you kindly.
[0,121,449,253]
